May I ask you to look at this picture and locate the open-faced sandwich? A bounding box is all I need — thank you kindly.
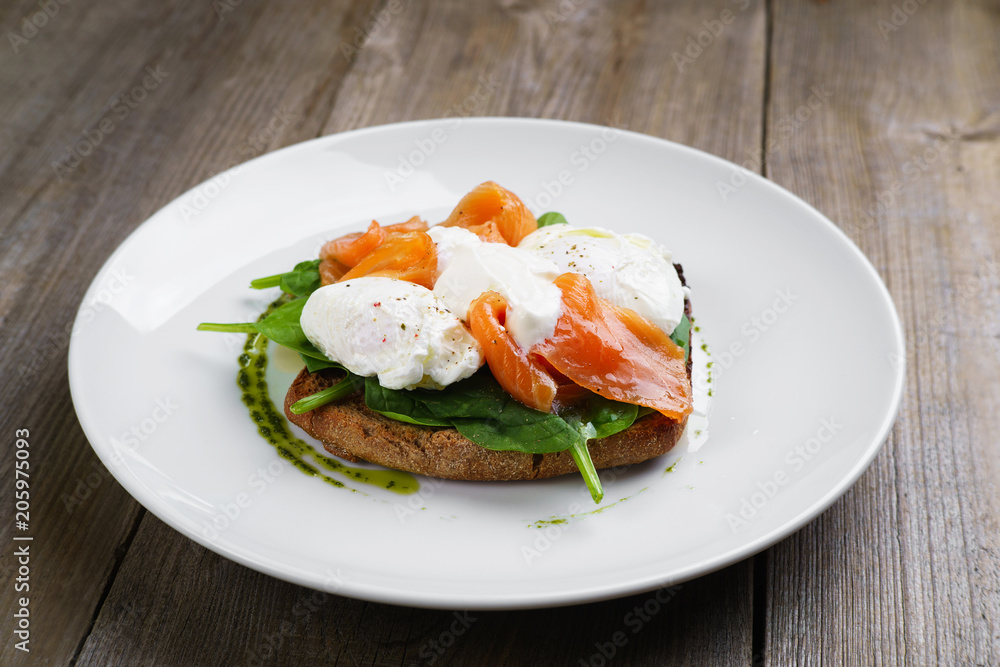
[199,182,693,503]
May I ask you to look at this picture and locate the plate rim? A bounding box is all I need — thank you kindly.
[68,116,906,609]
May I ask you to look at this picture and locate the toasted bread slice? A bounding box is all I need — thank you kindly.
[283,278,692,482]
[284,366,688,481]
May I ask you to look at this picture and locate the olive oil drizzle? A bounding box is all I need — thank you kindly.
[238,298,419,495]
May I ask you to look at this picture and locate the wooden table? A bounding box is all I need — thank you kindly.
[2,0,998,664]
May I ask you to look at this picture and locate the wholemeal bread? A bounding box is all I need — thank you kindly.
[283,267,692,481]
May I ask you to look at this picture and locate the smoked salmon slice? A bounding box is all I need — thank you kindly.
[318,257,349,285]
[534,273,692,420]
[468,273,691,419]
[321,220,383,268]
[337,230,438,289]
[440,182,537,246]
[320,216,428,285]
[468,291,559,413]
[321,216,428,266]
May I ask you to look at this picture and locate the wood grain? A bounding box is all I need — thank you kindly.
[68,1,767,664]
[764,0,1000,664]
[10,0,995,665]
[0,0,385,664]
[2,1,771,665]
[76,513,753,666]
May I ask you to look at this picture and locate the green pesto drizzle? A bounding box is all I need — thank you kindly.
[527,487,650,528]
[238,299,419,495]
[697,328,713,398]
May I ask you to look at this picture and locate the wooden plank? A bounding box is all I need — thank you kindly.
[320,0,767,155]
[76,1,765,665]
[0,0,383,664]
[448,565,753,667]
[77,513,752,666]
[1,0,768,664]
[0,2,213,662]
[764,0,1000,664]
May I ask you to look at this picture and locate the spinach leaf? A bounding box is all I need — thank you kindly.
[401,370,531,423]
[252,298,330,362]
[289,373,364,414]
[250,259,322,297]
[563,394,639,440]
[670,314,691,363]
[445,373,590,450]
[536,212,568,228]
[198,298,332,372]
[201,298,335,364]
[567,438,602,503]
[355,370,634,502]
[301,353,343,373]
[279,260,322,297]
[363,369,621,456]
[363,370,538,429]
[364,379,453,427]
[450,414,585,454]
[447,390,605,502]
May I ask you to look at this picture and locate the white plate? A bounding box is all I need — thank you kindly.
[68,118,904,609]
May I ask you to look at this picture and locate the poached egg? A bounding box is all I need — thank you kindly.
[430,226,563,350]
[517,224,687,336]
[301,220,686,392]
[300,277,482,391]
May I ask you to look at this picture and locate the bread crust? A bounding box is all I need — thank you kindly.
[284,367,688,481]
[283,278,693,482]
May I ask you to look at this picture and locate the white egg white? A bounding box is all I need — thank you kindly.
[301,221,684,392]
[300,277,483,391]
[517,224,687,335]
[430,226,563,350]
